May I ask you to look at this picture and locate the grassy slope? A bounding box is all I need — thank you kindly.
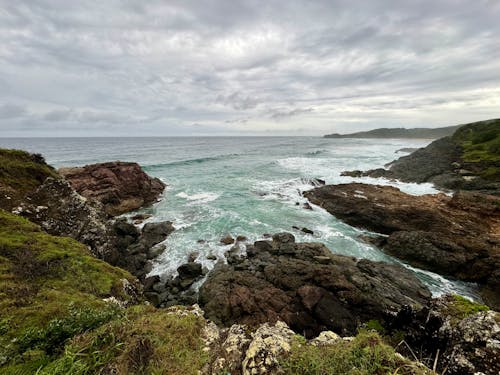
[451,119,500,180]
[0,149,59,210]
[0,210,137,372]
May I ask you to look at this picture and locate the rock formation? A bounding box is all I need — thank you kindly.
[304,183,500,309]
[59,161,165,216]
[200,233,431,337]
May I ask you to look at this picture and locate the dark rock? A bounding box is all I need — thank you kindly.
[303,202,313,210]
[220,235,235,245]
[59,161,165,216]
[197,239,206,244]
[143,275,160,292]
[340,170,363,178]
[199,236,431,338]
[188,252,199,263]
[207,254,217,261]
[236,235,247,242]
[178,262,203,280]
[301,227,314,235]
[130,213,153,224]
[391,295,500,375]
[304,183,500,309]
[141,221,174,248]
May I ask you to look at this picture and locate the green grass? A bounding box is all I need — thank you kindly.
[280,330,434,375]
[441,295,489,324]
[7,305,209,375]
[0,210,137,370]
[451,119,500,180]
[0,149,59,209]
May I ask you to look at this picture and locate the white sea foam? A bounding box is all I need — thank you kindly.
[176,191,220,203]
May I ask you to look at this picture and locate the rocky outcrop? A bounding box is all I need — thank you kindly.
[199,233,431,338]
[13,177,173,279]
[341,119,500,196]
[392,295,499,375]
[304,183,500,309]
[59,161,165,216]
[13,177,115,260]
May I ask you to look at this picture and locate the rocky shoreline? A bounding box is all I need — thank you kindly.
[1,146,499,374]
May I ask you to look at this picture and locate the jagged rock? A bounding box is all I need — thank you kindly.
[236,235,248,242]
[59,161,165,216]
[304,183,500,309]
[16,177,118,261]
[200,233,431,337]
[242,321,295,375]
[443,311,500,375]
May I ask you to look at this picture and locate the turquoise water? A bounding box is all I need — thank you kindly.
[0,137,480,300]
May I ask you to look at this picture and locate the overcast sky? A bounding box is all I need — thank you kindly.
[0,0,499,136]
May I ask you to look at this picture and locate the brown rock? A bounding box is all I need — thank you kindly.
[59,161,165,216]
[220,235,235,245]
[199,233,431,337]
[304,183,500,309]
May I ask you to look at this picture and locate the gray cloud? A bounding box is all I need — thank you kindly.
[0,103,26,119]
[0,0,499,136]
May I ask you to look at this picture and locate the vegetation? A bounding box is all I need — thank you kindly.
[451,119,500,180]
[324,125,461,139]
[0,149,59,209]
[441,295,489,324]
[0,210,137,371]
[281,330,434,375]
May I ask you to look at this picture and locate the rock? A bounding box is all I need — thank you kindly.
[140,221,174,248]
[303,202,313,210]
[340,170,363,178]
[178,262,203,280]
[301,227,314,235]
[236,235,248,242]
[206,254,217,261]
[197,239,206,244]
[392,295,499,375]
[304,183,500,309]
[443,311,500,375]
[220,235,235,245]
[188,252,199,263]
[17,177,118,262]
[143,275,161,292]
[59,161,166,216]
[130,213,152,224]
[242,321,295,375]
[309,331,341,346]
[199,235,431,337]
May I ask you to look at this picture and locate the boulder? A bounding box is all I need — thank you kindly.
[59,161,165,216]
[304,183,500,309]
[199,233,431,337]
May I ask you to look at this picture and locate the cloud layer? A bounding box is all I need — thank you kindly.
[1,0,499,136]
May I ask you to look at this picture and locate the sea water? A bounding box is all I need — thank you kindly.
[0,136,480,300]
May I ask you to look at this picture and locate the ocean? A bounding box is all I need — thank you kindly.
[0,136,480,300]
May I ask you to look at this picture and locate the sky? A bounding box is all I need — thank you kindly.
[0,1,499,137]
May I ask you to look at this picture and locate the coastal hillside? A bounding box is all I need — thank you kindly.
[0,147,498,374]
[342,118,500,195]
[324,124,461,139]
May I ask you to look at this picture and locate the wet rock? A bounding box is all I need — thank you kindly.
[188,252,199,263]
[197,239,207,244]
[301,227,314,235]
[236,235,248,242]
[220,235,235,245]
[130,213,152,224]
[59,161,166,216]
[199,234,431,337]
[303,202,313,210]
[304,183,500,309]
